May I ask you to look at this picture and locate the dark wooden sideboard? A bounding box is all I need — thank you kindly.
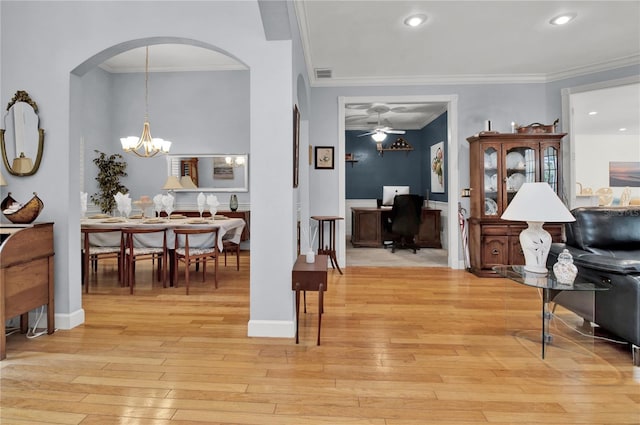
[351,207,441,248]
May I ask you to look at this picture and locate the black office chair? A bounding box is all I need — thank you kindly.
[387,194,423,253]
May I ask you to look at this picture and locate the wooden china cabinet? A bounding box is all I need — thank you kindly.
[466,132,566,277]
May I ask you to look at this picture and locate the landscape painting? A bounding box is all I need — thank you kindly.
[609,161,640,187]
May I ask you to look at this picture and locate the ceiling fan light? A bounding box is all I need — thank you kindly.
[404,14,427,27]
[372,132,387,142]
[549,13,576,25]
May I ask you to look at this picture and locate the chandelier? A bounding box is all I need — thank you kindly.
[120,46,172,157]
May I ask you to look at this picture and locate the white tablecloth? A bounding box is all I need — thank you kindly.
[81,217,245,251]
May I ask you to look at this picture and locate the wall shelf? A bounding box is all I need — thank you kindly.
[377,137,414,156]
[377,147,413,156]
[345,159,359,167]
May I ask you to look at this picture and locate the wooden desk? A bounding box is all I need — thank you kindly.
[350,207,441,248]
[0,222,55,360]
[292,254,328,345]
[311,216,343,274]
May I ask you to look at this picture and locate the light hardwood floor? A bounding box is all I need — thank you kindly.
[1,254,639,425]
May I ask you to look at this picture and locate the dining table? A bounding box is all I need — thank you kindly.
[80,214,246,286]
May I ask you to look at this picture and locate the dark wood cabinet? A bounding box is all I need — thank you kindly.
[351,208,384,247]
[416,208,442,248]
[0,222,55,360]
[180,158,199,187]
[467,133,566,277]
[351,207,441,248]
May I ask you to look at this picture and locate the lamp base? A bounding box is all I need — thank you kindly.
[520,221,551,274]
[523,264,549,274]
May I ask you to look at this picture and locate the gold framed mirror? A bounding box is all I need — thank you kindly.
[0,90,45,176]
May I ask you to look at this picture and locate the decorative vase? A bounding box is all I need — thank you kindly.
[553,249,578,284]
[229,194,238,212]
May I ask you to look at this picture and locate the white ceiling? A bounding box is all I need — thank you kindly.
[296,1,639,86]
[99,1,640,134]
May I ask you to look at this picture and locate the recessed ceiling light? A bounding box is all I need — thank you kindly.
[404,14,427,27]
[550,13,576,26]
[619,127,627,132]
[588,111,598,116]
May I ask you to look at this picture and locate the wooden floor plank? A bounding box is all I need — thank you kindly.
[1,254,638,424]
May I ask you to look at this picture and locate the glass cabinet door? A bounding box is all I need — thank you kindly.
[541,144,559,193]
[503,144,536,209]
[482,146,499,217]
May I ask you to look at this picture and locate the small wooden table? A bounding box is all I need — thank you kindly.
[311,216,343,274]
[292,254,328,345]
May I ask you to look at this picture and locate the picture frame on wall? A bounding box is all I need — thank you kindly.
[293,104,300,188]
[314,146,334,169]
[430,141,445,193]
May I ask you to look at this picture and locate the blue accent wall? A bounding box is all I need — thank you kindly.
[423,111,448,202]
[346,111,448,202]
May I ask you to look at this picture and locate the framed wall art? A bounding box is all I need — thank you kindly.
[430,141,445,193]
[314,146,334,169]
[609,161,640,187]
[293,104,300,188]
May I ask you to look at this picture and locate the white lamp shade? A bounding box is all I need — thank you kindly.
[162,175,183,190]
[501,182,575,223]
[12,155,33,174]
[180,175,197,189]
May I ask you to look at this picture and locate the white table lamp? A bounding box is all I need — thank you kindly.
[501,182,575,274]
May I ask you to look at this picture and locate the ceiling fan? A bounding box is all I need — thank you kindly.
[357,109,405,142]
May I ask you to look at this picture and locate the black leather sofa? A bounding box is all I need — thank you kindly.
[547,207,640,365]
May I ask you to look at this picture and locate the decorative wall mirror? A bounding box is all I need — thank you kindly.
[0,91,45,176]
[167,154,248,192]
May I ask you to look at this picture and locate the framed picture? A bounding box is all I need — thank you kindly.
[293,104,300,188]
[609,161,640,187]
[213,157,234,180]
[314,146,334,169]
[430,141,445,193]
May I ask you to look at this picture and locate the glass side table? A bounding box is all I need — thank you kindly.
[492,265,611,359]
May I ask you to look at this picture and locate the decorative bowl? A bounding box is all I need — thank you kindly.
[1,192,44,224]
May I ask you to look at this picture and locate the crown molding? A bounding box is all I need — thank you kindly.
[545,54,640,83]
[99,63,247,74]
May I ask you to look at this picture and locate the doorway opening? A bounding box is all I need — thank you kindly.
[338,95,460,269]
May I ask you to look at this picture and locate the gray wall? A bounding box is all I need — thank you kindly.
[1,1,296,337]
[81,67,250,206]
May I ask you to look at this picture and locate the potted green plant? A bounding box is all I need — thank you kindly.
[91,150,128,214]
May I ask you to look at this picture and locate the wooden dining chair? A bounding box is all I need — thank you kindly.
[121,227,168,294]
[222,238,240,270]
[173,227,219,295]
[81,227,123,293]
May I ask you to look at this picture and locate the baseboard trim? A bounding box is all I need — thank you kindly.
[54,309,85,330]
[247,319,295,338]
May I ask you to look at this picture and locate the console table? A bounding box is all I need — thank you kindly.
[292,254,328,345]
[493,265,610,359]
[0,222,55,360]
[351,207,441,248]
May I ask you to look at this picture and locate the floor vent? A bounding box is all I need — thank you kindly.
[314,68,332,79]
